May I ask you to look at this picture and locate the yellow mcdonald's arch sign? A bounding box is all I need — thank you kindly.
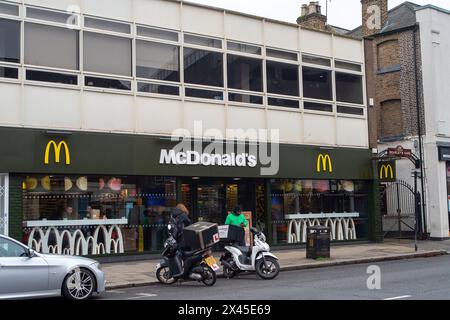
[379,164,394,180]
[44,140,71,165]
[317,154,333,173]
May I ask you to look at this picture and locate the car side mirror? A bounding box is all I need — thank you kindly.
[26,248,36,258]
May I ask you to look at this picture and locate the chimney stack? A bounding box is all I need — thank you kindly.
[297,1,327,32]
[361,0,388,37]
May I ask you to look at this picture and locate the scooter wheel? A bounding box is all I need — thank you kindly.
[201,266,217,286]
[223,259,236,279]
[156,266,177,285]
[255,257,280,280]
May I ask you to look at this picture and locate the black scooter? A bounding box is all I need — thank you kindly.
[156,236,218,286]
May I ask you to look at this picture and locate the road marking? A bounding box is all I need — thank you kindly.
[107,290,126,294]
[126,293,158,300]
[383,295,412,300]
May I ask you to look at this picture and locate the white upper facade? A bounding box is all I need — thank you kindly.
[0,0,368,148]
[417,5,450,144]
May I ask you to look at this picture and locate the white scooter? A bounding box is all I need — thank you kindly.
[220,227,280,280]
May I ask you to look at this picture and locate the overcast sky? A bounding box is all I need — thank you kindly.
[187,0,450,30]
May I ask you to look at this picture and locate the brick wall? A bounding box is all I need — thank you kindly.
[8,175,23,241]
[366,28,425,145]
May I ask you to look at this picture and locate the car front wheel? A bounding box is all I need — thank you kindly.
[62,268,96,300]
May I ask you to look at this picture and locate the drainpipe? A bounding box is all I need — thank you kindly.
[413,24,428,236]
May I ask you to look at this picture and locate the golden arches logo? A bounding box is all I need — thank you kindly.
[379,164,394,179]
[317,154,332,173]
[44,140,71,165]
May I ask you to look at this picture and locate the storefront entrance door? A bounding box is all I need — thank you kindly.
[180,178,258,226]
[0,174,8,236]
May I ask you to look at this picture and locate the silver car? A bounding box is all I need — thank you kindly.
[0,234,105,300]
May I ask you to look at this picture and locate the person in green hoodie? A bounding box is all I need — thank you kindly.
[225,206,248,246]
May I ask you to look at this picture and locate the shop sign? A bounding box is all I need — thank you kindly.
[44,140,71,165]
[439,147,450,162]
[378,160,396,182]
[316,153,333,173]
[388,146,412,158]
[159,149,257,168]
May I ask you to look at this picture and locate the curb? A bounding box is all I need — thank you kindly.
[105,250,447,290]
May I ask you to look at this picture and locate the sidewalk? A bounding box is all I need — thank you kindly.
[103,239,449,290]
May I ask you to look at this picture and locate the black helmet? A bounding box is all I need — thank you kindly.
[233,205,242,216]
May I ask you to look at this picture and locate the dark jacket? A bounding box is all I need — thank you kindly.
[170,208,192,242]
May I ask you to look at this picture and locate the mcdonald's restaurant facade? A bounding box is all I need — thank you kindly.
[0,0,378,256]
[0,126,377,256]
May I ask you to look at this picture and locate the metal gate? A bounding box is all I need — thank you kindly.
[0,174,8,236]
[380,180,416,238]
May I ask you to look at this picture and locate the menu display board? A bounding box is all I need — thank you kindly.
[243,211,253,247]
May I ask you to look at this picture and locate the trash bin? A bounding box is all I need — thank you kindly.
[306,226,330,259]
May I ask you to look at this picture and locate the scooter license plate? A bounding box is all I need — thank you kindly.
[204,256,220,271]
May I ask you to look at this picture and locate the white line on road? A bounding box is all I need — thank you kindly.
[126,293,158,300]
[107,290,126,294]
[383,295,412,300]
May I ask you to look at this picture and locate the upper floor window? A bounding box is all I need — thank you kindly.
[0,2,19,16]
[25,22,79,70]
[83,32,132,76]
[184,34,222,49]
[26,7,77,26]
[184,48,223,87]
[136,40,179,82]
[335,60,362,72]
[227,41,261,55]
[335,72,363,104]
[227,54,262,92]
[137,26,179,42]
[302,67,332,100]
[84,16,130,34]
[0,18,20,63]
[266,48,297,62]
[302,54,331,67]
[266,61,299,97]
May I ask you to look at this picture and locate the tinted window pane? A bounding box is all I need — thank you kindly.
[25,23,79,70]
[0,66,18,79]
[84,17,130,34]
[0,19,20,63]
[137,41,179,82]
[229,93,263,105]
[0,3,19,16]
[27,7,75,25]
[184,48,223,87]
[137,26,178,42]
[227,55,262,92]
[185,88,223,100]
[336,72,363,104]
[26,70,78,85]
[227,42,261,55]
[302,54,331,67]
[335,61,362,72]
[268,97,299,109]
[267,61,299,96]
[267,48,297,61]
[302,67,332,100]
[304,101,333,112]
[337,105,364,115]
[84,32,132,76]
[85,76,131,91]
[138,83,179,96]
[184,34,221,48]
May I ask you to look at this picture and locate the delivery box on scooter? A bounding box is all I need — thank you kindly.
[218,224,245,243]
[183,222,220,250]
